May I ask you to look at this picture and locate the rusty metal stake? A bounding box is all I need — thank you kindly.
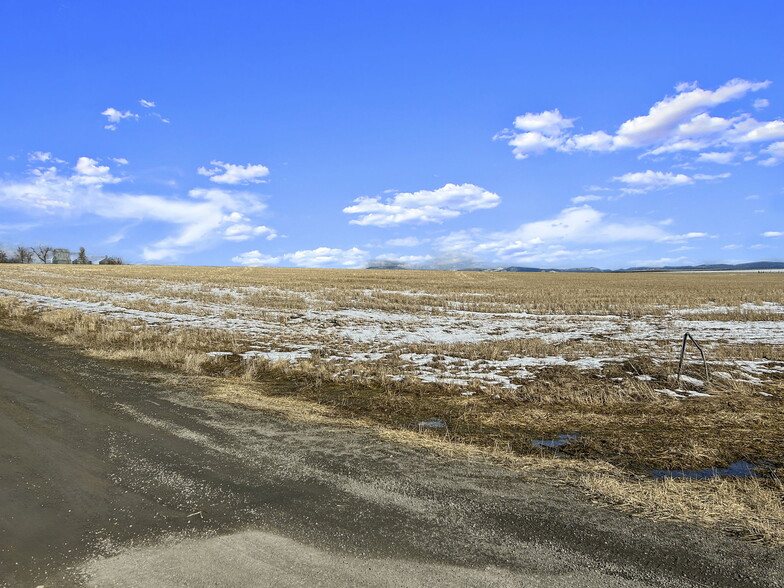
[676,332,710,388]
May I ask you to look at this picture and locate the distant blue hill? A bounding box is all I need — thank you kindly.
[366,261,784,272]
[488,261,784,273]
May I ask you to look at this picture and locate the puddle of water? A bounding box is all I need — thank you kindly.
[650,460,770,480]
[418,419,446,433]
[531,434,578,449]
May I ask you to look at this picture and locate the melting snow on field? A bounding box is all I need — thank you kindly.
[1,277,783,394]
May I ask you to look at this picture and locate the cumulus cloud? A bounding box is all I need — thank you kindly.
[494,109,575,159]
[139,99,156,108]
[763,231,783,237]
[72,157,121,185]
[233,247,368,268]
[230,250,281,266]
[343,183,500,227]
[613,170,730,193]
[198,161,270,185]
[223,223,277,241]
[0,156,273,261]
[101,107,138,130]
[497,79,781,162]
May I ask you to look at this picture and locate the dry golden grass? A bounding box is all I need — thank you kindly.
[1,264,783,543]
[1,263,783,315]
[579,472,784,543]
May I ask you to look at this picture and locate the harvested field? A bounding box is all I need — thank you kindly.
[1,264,782,542]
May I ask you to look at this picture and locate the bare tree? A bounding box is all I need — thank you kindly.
[31,244,53,264]
[0,250,8,263]
[75,247,90,264]
[15,246,33,264]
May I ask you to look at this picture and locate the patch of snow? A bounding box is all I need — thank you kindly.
[671,374,705,387]
[656,388,685,399]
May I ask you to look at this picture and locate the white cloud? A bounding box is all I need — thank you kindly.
[101,107,138,130]
[436,206,671,264]
[0,157,273,260]
[375,253,434,265]
[344,183,500,227]
[729,118,784,144]
[28,151,51,162]
[231,250,281,266]
[571,195,603,204]
[613,170,693,192]
[696,151,736,164]
[692,172,731,180]
[72,157,121,185]
[630,256,689,267]
[513,109,575,134]
[286,247,367,267]
[763,231,783,237]
[759,141,784,166]
[111,157,129,165]
[613,79,769,148]
[495,109,574,159]
[233,246,368,268]
[754,98,770,110]
[498,79,780,161]
[223,223,277,241]
[658,232,709,243]
[139,99,156,108]
[613,170,730,193]
[198,160,270,185]
[722,244,742,250]
[386,236,424,247]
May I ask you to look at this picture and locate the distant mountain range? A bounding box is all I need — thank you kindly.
[486,261,784,273]
[366,261,784,272]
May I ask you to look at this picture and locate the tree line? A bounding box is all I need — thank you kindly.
[0,245,124,265]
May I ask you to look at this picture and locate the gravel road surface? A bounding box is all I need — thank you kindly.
[0,328,781,587]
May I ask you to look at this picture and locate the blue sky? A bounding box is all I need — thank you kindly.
[1,1,782,268]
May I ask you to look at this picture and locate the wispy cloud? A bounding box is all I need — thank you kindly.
[612,170,730,193]
[0,156,274,261]
[198,161,270,185]
[434,205,677,265]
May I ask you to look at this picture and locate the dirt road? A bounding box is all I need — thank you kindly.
[0,328,781,587]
